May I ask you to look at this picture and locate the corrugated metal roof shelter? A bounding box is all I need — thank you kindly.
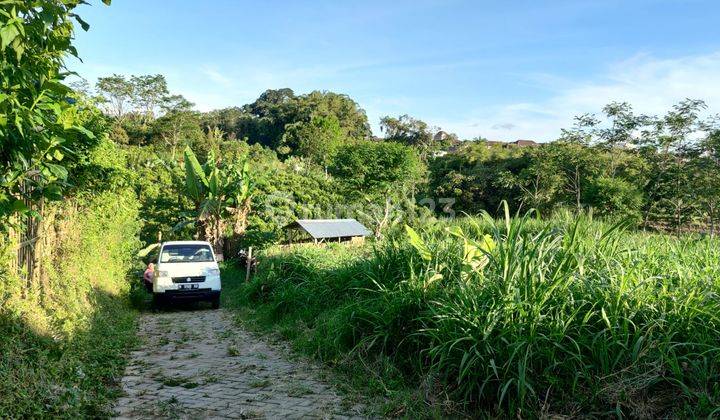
[283,219,372,244]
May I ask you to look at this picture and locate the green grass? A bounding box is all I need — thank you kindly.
[223,209,720,418]
[0,188,142,418]
[0,291,137,418]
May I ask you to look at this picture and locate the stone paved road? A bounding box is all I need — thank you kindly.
[114,308,366,419]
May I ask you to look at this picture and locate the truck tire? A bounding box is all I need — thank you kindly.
[152,293,165,309]
[211,295,220,309]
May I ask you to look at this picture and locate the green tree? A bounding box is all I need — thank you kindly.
[380,114,433,146]
[691,129,720,237]
[205,89,370,156]
[502,146,563,212]
[176,146,254,253]
[331,142,422,236]
[153,95,202,159]
[297,91,371,140]
[130,74,169,124]
[0,0,110,221]
[96,74,133,118]
[281,114,344,168]
[636,100,707,232]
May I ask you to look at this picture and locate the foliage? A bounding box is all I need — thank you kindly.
[0,0,110,221]
[429,100,718,233]
[173,146,253,252]
[0,140,141,417]
[380,114,456,159]
[331,141,422,198]
[282,113,344,167]
[153,95,202,159]
[203,89,371,154]
[227,212,720,418]
[96,73,133,118]
[331,141,424,236]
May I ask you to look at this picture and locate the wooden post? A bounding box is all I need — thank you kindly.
[245,246,253,282]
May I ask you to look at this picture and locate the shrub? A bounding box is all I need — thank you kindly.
[227,211,720,417]
[0,142,142,417]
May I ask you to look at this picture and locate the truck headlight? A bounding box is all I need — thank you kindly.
[207,268,220,276]
[156,270,169,278]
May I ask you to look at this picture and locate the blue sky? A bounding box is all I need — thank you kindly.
[70,0,720,141]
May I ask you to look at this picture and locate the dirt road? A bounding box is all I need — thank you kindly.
[113,309,366,419]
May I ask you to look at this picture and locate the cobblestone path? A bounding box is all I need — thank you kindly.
[113,309,366,419]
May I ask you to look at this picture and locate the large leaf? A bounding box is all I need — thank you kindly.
[405,225,432,262]
[207,168,220,196]
[71,13,90,31]
[137,243,160,258]
[0,22,19,50]
[183,146,207,202]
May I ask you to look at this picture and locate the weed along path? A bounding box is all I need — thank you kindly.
[113,309,366,419]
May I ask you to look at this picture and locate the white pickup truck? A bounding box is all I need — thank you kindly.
[152,241,221,308]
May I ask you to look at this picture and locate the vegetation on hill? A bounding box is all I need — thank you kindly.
[88,71,720,241]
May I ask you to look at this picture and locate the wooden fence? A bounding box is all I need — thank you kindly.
[6,180,44,295]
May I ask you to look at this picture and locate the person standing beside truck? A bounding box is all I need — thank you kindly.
[143,262,154,292]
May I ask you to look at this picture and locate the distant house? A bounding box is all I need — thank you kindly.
[506,139,539,148]
[283,219,372,245]
[480,139,540,149]
[433,131,449,142]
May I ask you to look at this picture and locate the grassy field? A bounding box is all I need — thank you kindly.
[222,209,720,418]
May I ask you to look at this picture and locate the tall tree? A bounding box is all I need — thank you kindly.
[281,114,344,168]
[692,129,720,237]
[637,100,707,232]
[380,114,453,160]
[381,114,434,146]
[297,91,371,140]
[153,95,201,159]
[130,74,169,123]
[96,74,133,118]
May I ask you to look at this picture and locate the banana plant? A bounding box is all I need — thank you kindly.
[176,146,254,252]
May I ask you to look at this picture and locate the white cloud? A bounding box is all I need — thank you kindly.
[435,51,720,141]
[202,66,234,87]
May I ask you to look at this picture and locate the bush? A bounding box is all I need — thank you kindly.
[225,212,720,417]
[0,142,142,417]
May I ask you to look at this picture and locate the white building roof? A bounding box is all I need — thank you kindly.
[283,219,372,239]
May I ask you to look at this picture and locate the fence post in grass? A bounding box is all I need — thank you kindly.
[245,246,253,282]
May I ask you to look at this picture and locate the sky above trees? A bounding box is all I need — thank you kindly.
[69,0,720,141]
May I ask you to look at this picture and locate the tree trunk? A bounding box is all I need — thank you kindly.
[709,203,716,239]
[374,196,392,239]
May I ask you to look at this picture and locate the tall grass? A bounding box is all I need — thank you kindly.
[0,188,141,417]
[228,209,720,417]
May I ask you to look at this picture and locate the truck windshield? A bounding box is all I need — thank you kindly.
[160,244,214,263]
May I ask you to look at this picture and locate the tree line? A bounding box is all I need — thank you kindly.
[431,101,720,235]
[84,73,720,243]
[3,10,719,251]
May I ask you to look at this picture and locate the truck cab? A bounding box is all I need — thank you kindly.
[153,241,221,308]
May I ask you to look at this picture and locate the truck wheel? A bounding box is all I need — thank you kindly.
[211,295,220,309]
[152,294,165,309]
